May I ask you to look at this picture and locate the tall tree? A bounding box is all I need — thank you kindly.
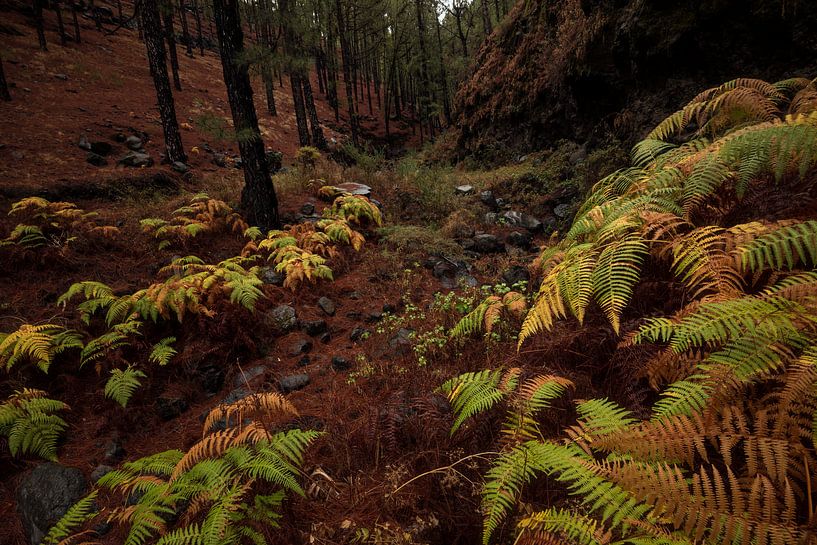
[178,0,194,56]
[54,1,67,45]
[335,0,358,146]
[71,1,81,43]
[302,75,326,148]
[162,2,183,90]
[480,0,491,37]
[211,0,280,230]
[192,0,204,54]
[140,0,187,163]
[0,56,11,101]
[33,0,48,51]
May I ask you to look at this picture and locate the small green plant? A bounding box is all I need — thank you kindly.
[104,365,147,407]
[0,324,83,373]
[296,146,322,169]
[0,388,69,461]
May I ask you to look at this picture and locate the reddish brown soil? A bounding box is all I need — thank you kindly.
[0,2,417,195]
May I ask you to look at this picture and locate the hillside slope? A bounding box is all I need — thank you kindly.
[451,0,817,162]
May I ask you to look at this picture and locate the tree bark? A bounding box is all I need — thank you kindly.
[302,75,326,149]
[34,0,48,51]
[335,0,358,146]
[140,0,187,164]
[162,4,182,90]
[291,72,311,146]
[55,1,67,45]
[178,0,194,56]
[192,0,204,54]
[211,0,280,231]
[89,0,102,31]
[0,56,11,101]
[481,0,492,37]
[71,1,81,43]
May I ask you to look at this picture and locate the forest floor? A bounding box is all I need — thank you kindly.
[0,6,575,545]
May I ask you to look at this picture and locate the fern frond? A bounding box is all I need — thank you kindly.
[105,366,147,407]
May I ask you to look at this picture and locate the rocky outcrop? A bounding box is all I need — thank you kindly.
[453,0,817,163]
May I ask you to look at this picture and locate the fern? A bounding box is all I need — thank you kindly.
[105,366,147,407]
[0,323,83,373]
[141,193,248,249]
[42,491,99,545]
[60,394,322,545]
[149,337,178,366]
[0,389,69,460]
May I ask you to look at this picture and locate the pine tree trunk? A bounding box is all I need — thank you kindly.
[34,0,48,51]
[302,75,326,149]
[434,5,451,126]
[0,57,11,102]
[211,0,280,231]
[290,72,311,147]
[55,1,67,45]
[481,0,492,37]
[193,0,204,54]
[141,0,186,164]
[335,0,358,146]
[89,0,102,31]
[71,1,81,43]
[178,0,193,56]
[258,0,276,115]
[162,6,182,90]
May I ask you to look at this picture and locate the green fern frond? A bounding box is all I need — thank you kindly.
[105,366,147,407]
[42,490,99,545]
[441,369,518,434]
[149,337,177,366]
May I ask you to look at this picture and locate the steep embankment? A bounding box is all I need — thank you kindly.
[452,0,817,162]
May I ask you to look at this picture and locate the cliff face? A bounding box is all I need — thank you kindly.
[452,0,817,162]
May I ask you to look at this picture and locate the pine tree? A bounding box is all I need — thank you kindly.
[140,0,187,163]
[0,56,11,102]
[162,2,183,91]
[211,0,280,231]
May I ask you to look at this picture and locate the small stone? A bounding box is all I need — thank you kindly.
[335,182,371,197]
[103,439,125,463]
[124,135,143,150]
[86,152,108,167]
[506,231,533,249]
[156,394,188,420]
[289,338,312,356]
[303,320,328,336]
[300,203,315,215]
[317,296,336,316]
[502,265,530,286]
[319,332,331,344]
[114,132,126,142]
[232,365,265,387]
[267,305,298,332]
[388,328,413,356]
[279,374,310,393]
[484,212,498,225]
[260,267,284,286]
[297,355,310,367]
[350,327,370,342]
[171,161,188,173]
[118,151,153,167]
[455,184,474,195]
[553,203,572,219]
[78,135,91,150]
[212,152,228,167]
[347,291,361,300]
[366,312,383,323]
[500,211,543,232]
[480,190,498,210]
[90,465,114,483]
[16,464,89,545]
[471,233,505,254]
[54,73,68,80]
[331,356,350,371]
